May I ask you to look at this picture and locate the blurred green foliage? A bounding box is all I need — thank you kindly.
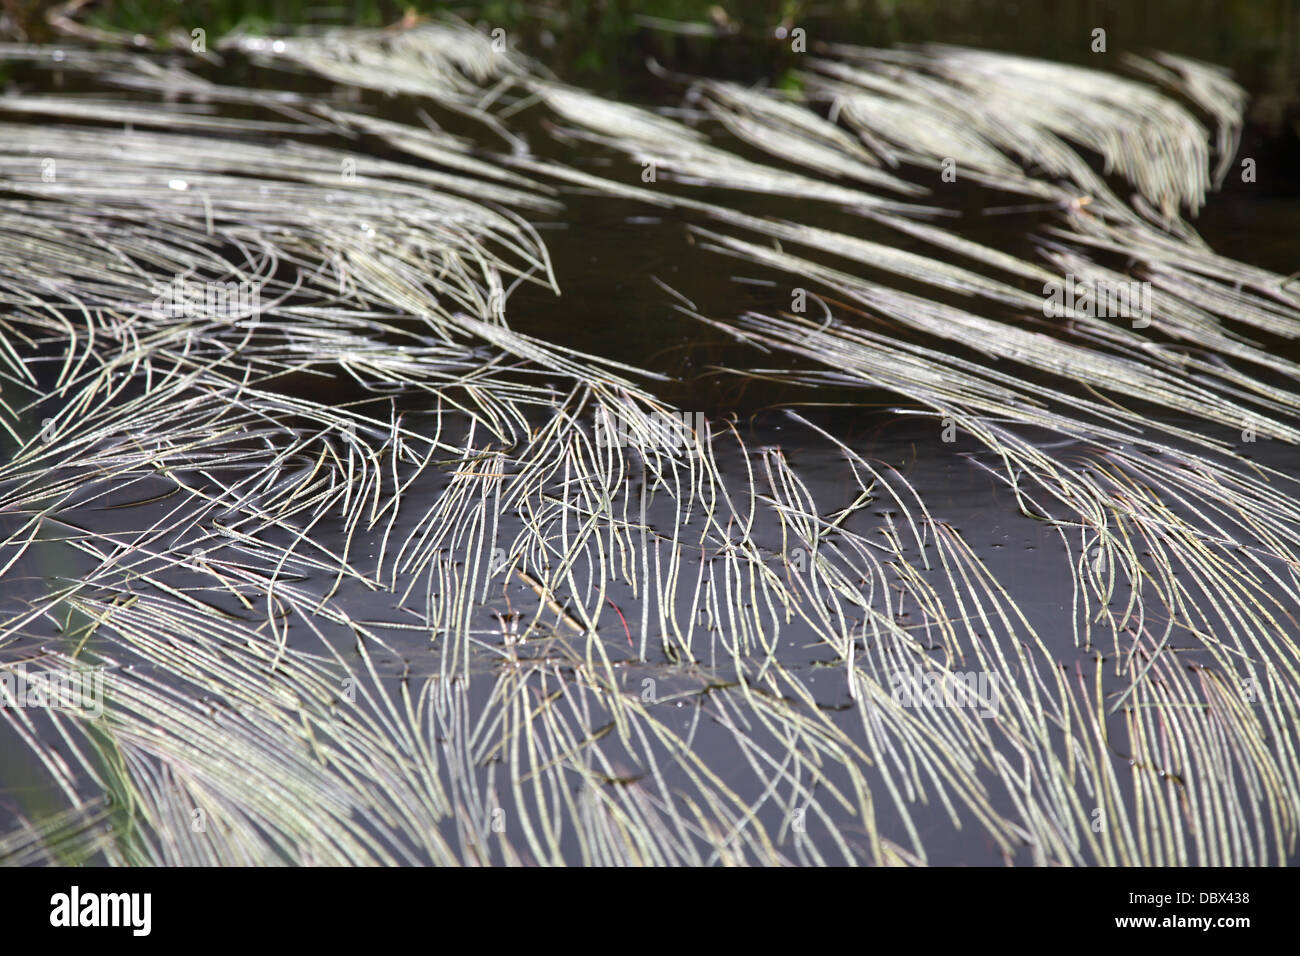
[6,0,1299,98]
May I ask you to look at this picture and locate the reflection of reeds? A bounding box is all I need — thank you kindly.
[2,19,1299,865]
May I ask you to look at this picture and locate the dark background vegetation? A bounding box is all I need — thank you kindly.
[5,1,1299,101]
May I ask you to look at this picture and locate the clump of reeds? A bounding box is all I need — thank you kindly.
[2,18,1298,867]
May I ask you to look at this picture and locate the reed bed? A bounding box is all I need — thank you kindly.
[1,20,1298,867]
